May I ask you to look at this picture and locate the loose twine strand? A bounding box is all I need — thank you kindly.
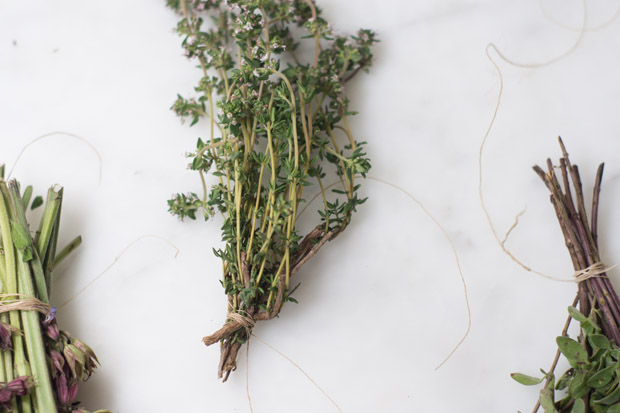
[367,177,471,371]
[8,131,103,185]
[540,0,620,32]
[248,332,343,413]
[299,176,471,370]
[58,235,180,309]
[9,135,180,309]
[479,0,620,283]
[246,337,253,413]
[488,0,586,69]
[479,44,567,282]
[225,310,342,412]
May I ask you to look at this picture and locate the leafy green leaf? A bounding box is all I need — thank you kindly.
[511,373,544,386]
[593,381,620,405]
[21,246,33,262]
[10,220,34,261]
[31,195,43,210]
[570,399,585,413]
[11,220,32,250]
[569,371,589,399]
[589,334,611,351]
[588,366,616,389]
[540,387,558,413]
[557,336,589,368]
[568,306,588,323]
[21,185,33,210]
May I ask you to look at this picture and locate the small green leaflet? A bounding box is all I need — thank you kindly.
[30,196,43,210]
[588,334,611,350]
[540,387,558,413]
[595,382,620,405]
[10,220,33,261]
[511,372,544,386]
[568,370,588,399]
[570,399,585,413]
[556,336,588,368]
[568,306,588,323]
[586,365,615,389]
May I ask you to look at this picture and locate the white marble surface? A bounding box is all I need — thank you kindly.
[2,0,620,411]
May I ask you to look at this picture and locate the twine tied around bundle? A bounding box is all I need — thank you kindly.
[0,294,51,316]
[573,262,618,283]
[226,312,255,337]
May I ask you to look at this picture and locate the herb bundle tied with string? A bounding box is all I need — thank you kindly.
[512,139,620,413]
[0,167,108,413]
[166,0,376,380]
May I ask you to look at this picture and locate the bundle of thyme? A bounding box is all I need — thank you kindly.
[166,0,376,380]
[512,139,620,412]
[0,168,107,412]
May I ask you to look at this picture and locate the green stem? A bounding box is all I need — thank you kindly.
[43,200,62,288]
[35,187,62,260]
[31,187,62,302]
[21,186,33,211]
[0,348,5,383]
[0,182,32,413]
[7,185,50,304]
[0,254,6,293]
[1,342,18,411]
[29,249,50,305]
[270,69,299,168]
[16,255,56,412]
[7,184,56,412]
[53,235,82,268]
[0,320,11,380]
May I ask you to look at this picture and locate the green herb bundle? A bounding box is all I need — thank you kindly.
[166,0,376,380]
[0,168,106,412]
[512,139,620,412]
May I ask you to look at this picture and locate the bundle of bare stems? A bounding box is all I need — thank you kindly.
[513,139,620,412]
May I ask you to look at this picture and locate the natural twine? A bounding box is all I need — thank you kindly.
[227,312,255,337]
[59,234,180,309]
[478,3,610,284]
[0,294,51,315]
[8,131,103,184]
[540,0,620,33]
[488,0,586,69]
[478,49,617,284]
[249,333,343,413]
[298,176,472,370]
[573,262,618,283]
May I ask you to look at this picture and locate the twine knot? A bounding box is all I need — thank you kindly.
[0,294,51,315]
[573,262,615,283]
[227,312,255,336]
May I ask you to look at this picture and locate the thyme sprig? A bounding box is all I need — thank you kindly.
[512,139,620,413]
[166,0,376,380]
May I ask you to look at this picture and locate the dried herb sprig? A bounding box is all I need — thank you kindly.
[512,139,620,412]
[0,169,108,412]
[166,0,376,380]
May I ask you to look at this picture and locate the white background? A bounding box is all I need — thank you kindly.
[2,0,620,411]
